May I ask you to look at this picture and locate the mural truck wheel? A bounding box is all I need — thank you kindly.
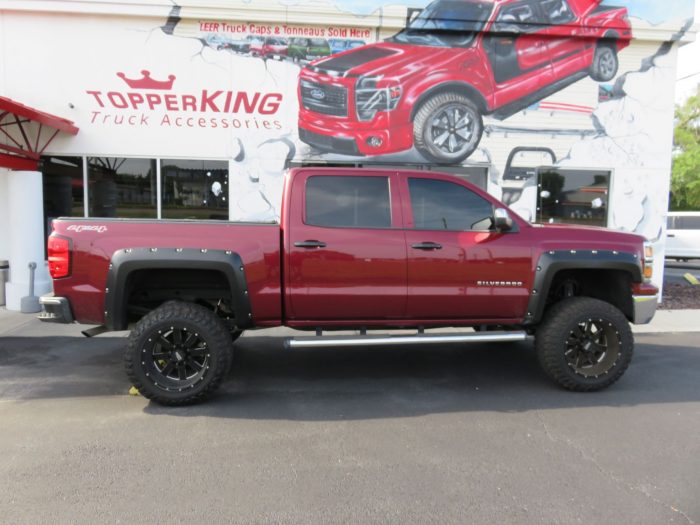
[413,92,483,163]
[590,43,619,82]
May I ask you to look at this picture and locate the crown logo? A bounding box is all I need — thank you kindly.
[117,70,176,90]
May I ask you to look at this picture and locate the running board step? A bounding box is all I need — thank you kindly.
[285,331,528,349]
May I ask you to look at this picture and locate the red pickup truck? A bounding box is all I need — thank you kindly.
[41,168,657,405]
[298,0,631,162]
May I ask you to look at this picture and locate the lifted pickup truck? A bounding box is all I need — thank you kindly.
[42,168,658,405]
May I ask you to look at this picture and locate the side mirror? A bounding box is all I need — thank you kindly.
[494,208,513,232]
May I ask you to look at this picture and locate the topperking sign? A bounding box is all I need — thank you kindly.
[85,70,284,131]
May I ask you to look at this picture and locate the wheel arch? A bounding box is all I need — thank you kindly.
[409,82,489,121]
[526,250,643,325]
[105,248,253,331]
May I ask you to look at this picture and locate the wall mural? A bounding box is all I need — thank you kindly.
[6,0,692,285]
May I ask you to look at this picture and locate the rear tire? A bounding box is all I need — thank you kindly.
[535,297,633,391]
[590,42,619,82]
[125,301,232,406]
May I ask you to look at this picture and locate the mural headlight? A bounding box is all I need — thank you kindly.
[355,76,402,121]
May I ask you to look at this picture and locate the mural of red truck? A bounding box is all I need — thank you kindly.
[298,0,632,163]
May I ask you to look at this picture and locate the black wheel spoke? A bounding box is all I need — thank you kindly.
[183,332,198,349]
[189,346,207,357]
[161,360,177,377]
[177,362,187,380]
[187,358,204,372]
[173,329,183,346]
[158,336,173,350]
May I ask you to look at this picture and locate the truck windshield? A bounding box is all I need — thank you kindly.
[390,0,493,47]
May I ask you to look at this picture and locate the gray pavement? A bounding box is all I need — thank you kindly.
[1,313,699,524]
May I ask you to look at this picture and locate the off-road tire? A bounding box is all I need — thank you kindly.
[590,42,619,82]
[413,91,483,163]
[125,301,232,406]
[535,297,633,392]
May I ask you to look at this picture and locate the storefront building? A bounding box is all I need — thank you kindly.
[0,0,696,310]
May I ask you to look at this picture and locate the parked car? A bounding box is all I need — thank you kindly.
[204,33,232,51]
[227,37,251,54]
[262,37,289,59]
[288,37,331,62]
[329,39,367,54]
[666,212,700,260]
[247,35,265,56]
[41,167,657,405]
[298,0,631,162]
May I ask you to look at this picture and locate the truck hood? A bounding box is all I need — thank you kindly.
[308,42,461,78]
[531,223,646,246]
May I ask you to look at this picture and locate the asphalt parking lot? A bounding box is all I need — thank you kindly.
[1,316,699,524]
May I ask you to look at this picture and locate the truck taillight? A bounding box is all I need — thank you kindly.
[643,241,654,281]
[48,235,71,279]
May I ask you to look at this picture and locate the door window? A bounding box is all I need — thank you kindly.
[408,178,493,231]
[305,175,392,228]
[541,0,575,25]
[494,1,544,33]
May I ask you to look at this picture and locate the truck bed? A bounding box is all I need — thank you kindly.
[50,218,282,326]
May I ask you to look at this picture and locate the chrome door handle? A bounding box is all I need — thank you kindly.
[411,242,442,251]
[294,240,327,248]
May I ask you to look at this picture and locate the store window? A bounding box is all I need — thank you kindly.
[537,169,611,227]
[41,156,84,219]
[88,157,157,218]
[161,159,229,220]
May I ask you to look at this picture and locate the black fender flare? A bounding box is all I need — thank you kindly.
[524,249,643,325]
[104,248,253,331]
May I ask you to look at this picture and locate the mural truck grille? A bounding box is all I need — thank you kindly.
[300,80,348,117]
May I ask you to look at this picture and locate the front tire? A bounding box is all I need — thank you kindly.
[590,42,619,82]
[125,301,232,406]
[535,297,633,392]
[413,92,483,163]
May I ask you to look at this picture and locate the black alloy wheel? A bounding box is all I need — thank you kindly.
[125,301,233,405]
[564,318,621,378]
[536,297,633,392]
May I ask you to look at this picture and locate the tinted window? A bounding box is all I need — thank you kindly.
[88,157,157,218]
[541,0,575,24]
[161,159,229,220]
[408,178,493,231]
[306,176,391,228]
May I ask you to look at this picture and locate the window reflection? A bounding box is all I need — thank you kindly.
[88,157,157,218]
[161,159,229,220]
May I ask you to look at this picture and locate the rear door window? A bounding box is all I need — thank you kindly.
[680,216,700,229]
[305,175,392,228]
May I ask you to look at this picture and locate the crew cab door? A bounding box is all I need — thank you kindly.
[401,175,532,320]
[483,0,554,107]
[285,170,407,320]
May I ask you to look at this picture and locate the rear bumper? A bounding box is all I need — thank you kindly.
[38,294,74,323]
[632,294,658,325]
